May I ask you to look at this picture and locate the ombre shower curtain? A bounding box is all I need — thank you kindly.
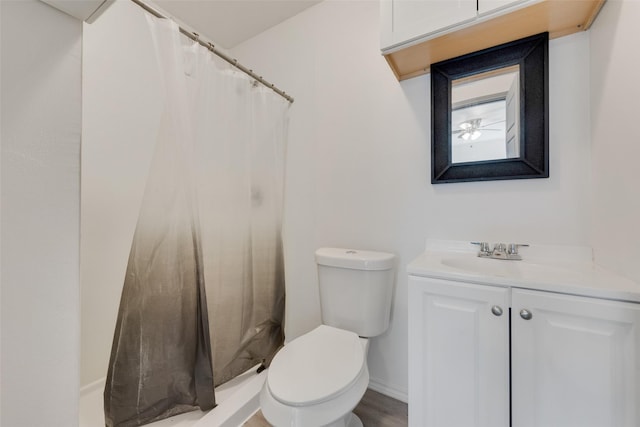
[104,17,289,427]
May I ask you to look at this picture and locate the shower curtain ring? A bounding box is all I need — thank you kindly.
[193,32,200,43]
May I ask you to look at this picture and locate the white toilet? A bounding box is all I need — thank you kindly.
[260,248,396,427]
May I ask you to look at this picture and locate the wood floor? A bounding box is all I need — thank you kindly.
[243,389,408,427]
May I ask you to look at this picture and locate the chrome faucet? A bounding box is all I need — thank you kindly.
[472,241,492,257]
[472,242,529,260]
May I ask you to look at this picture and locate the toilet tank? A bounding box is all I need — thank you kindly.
[315,248,396,338]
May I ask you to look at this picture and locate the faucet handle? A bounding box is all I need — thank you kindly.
[507,243,529,255]
[471,241,491,255]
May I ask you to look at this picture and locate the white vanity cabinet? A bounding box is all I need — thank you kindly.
[511,289,640,427]
[409,274,640,427]
[408,276,510,427]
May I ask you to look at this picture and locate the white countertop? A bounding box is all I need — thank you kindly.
[408,240,640,303]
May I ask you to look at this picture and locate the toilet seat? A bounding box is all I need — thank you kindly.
[267,325,365,407]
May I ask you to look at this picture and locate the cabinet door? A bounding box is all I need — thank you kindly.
[477,0,528,16]
[381,0,476,51]
[512,289,640,427]
[409,276,510,427]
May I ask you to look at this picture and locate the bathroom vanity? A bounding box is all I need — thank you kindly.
[408,240,640,427]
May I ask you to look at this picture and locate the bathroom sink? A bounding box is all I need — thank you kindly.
[439,255,577,281]
[440,256,522,277]
[408,240,640,303]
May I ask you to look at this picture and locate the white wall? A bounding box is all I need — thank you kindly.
[81,0,163,386]
[590,0,640,284]
[1,0,82,425]
[4,0,630,420]
[81,0,596,402]
[232,0,592,400]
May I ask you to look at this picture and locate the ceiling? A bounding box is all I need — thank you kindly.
[152,0,323,49]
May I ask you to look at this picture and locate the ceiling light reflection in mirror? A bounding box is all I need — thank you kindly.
[451,66,520,164]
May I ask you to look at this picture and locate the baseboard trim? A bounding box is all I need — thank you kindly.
[368,377,408,404]
[80,377,105,397]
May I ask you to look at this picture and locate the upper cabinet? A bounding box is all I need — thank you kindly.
[478,0,526,15]
[380,0,606,80]
[380,0,477,52]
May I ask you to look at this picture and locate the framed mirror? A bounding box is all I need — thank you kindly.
[431,33,548,184]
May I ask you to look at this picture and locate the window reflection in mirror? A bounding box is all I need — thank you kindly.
[451,65,520,164]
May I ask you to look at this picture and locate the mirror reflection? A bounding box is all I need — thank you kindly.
[431,32,548,184]
[451,66,520,164]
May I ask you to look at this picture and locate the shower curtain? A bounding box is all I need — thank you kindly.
[104,17,289,427]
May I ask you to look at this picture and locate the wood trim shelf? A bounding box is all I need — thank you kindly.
[384,0,605,81]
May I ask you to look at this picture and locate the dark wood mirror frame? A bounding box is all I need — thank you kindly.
[431,32,549,184]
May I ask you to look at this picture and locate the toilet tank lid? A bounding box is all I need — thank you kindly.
[315,248,395,271]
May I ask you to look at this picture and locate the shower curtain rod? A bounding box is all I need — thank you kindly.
[130,0,294,103]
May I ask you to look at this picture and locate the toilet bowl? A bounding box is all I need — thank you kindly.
[260,325,370,427]
[259,248,396,427]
